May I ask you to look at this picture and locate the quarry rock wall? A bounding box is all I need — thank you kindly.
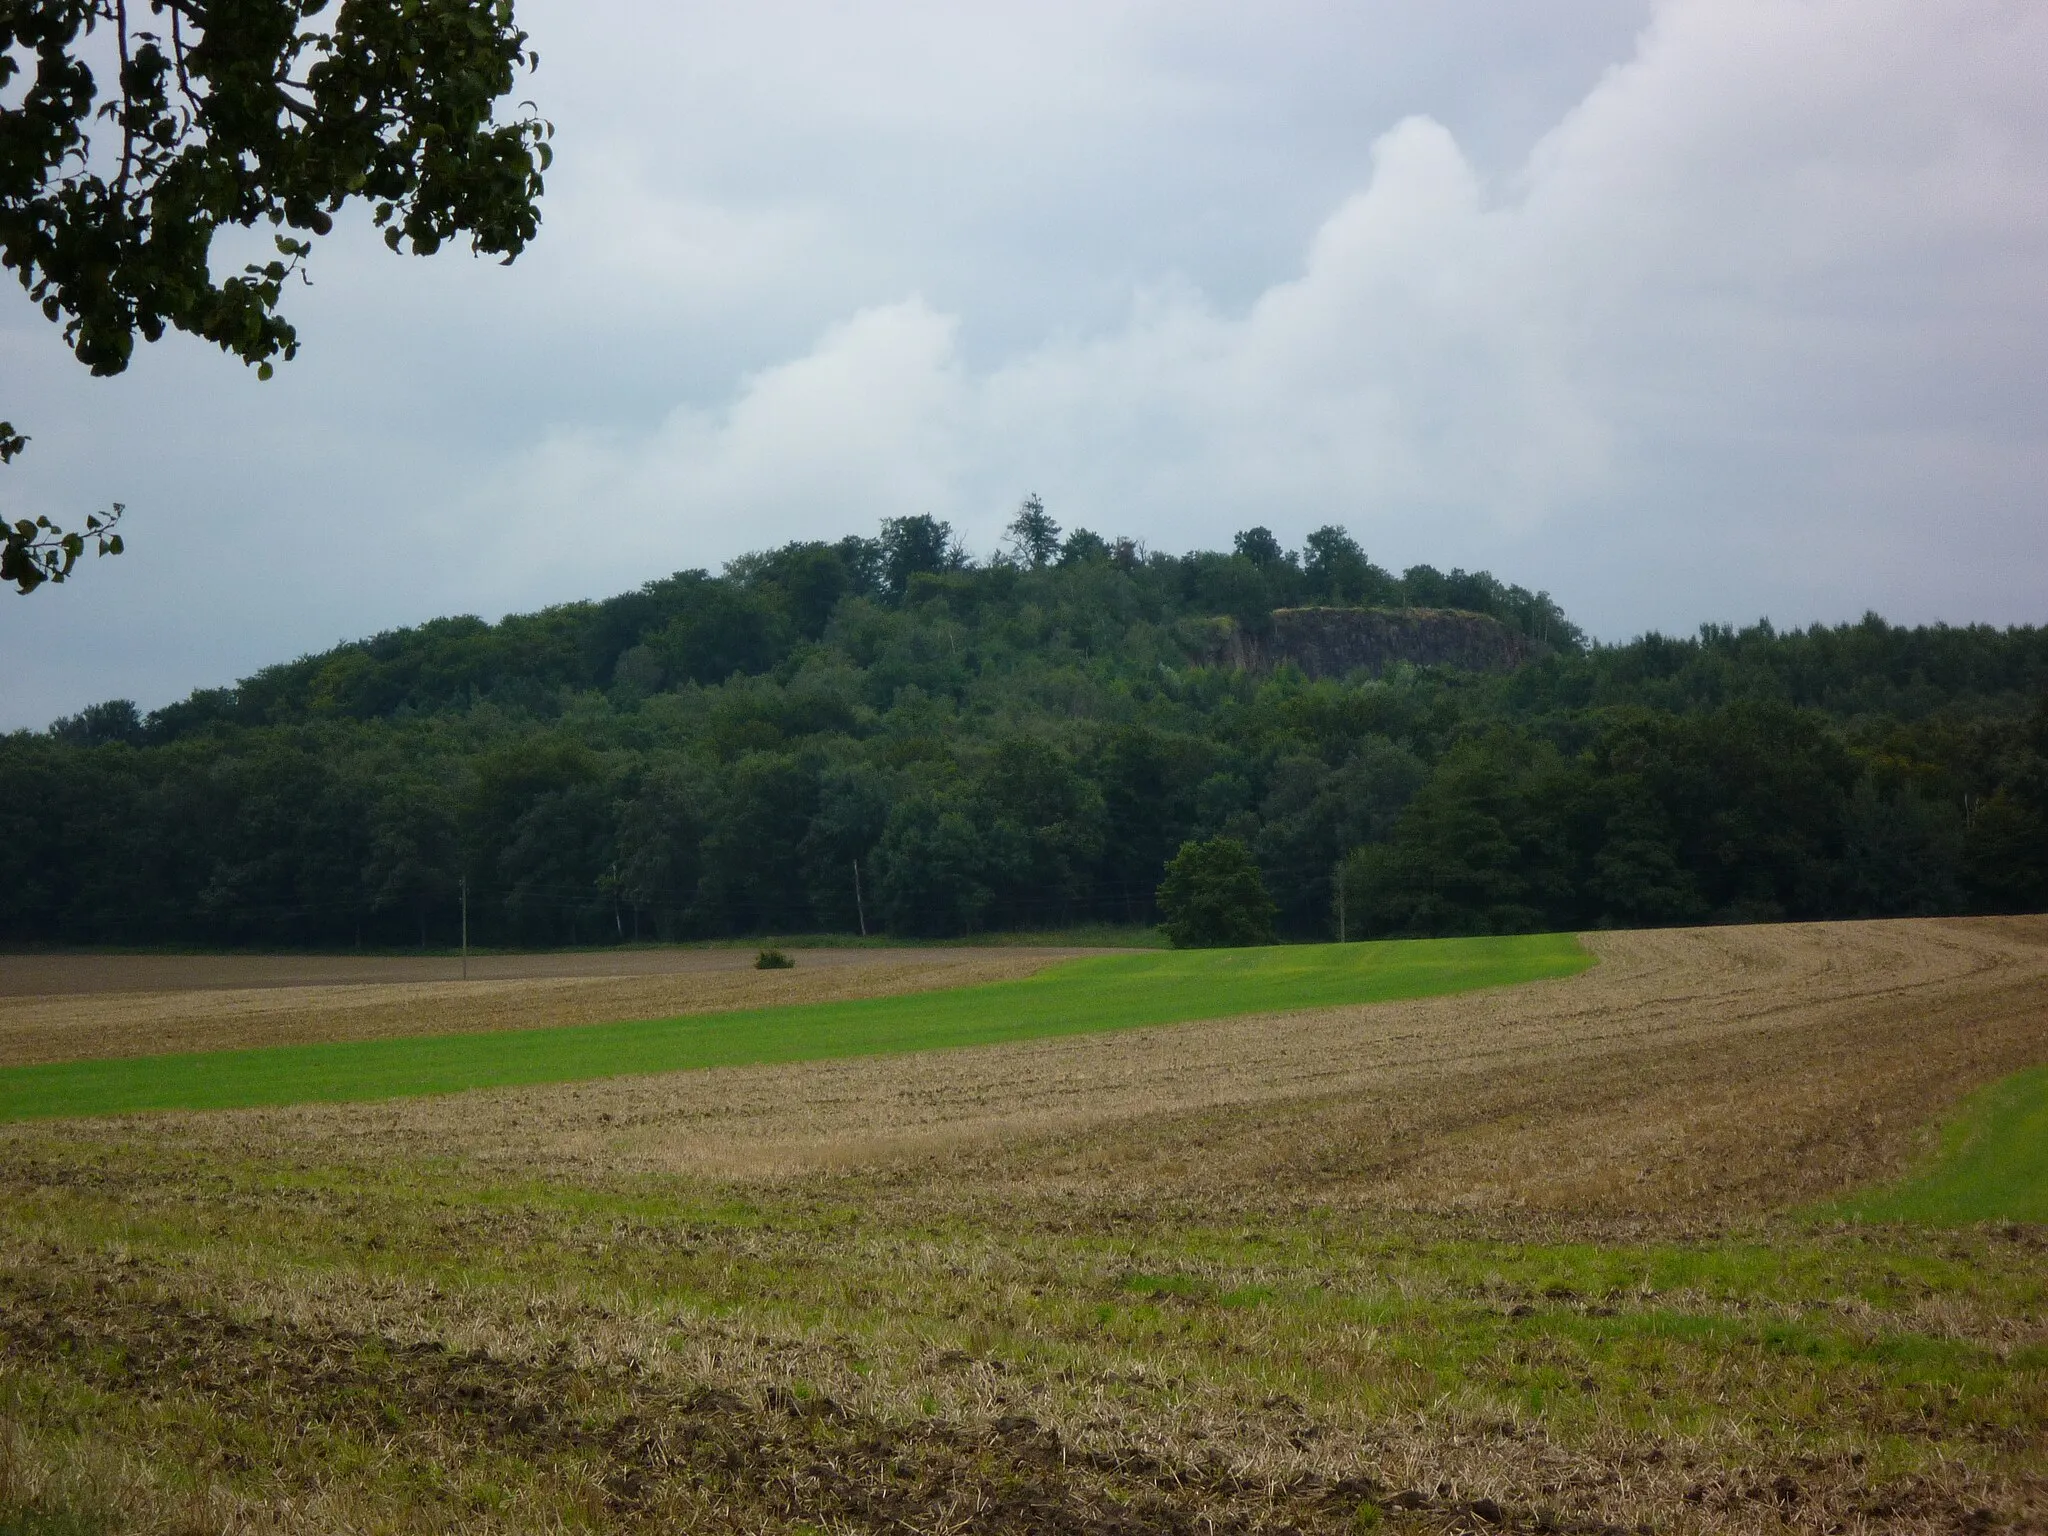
[1204,606,1541,679]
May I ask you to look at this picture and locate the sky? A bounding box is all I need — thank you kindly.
[4,0,2046,730]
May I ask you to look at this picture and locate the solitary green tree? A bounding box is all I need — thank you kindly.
[1004,493,1060,569]
[1155,836,1277,948]
[3,0,553,591]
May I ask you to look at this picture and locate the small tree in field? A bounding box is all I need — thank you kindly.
[1156,837,1277,948]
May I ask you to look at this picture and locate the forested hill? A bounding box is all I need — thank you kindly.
[7,515,2046,947]
[91,519,1581,736]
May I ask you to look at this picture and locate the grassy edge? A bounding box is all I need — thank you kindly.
[1813,1063,2048,1227]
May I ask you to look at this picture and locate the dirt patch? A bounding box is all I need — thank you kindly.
[0,1259,1462,1535]
[0,947,1090,1066]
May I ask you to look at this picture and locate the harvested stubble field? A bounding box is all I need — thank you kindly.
[1,916,2045,1536]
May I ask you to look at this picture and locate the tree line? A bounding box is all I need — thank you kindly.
[5,513,2044,947]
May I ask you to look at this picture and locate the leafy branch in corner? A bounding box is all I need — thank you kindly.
[1,0,554,590]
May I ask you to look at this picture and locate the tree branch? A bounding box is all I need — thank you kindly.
[114,0,137,200]
[169,2,203,115]
[1,503,126,595]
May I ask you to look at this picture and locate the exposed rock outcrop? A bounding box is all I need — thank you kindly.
[1201,606,1541,679]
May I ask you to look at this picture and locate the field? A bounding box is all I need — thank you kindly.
[0,935,1590,1120]
[0,916,2045,1534]
[0,946,1098,1066]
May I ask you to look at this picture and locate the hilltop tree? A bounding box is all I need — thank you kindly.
[878,514,965,596]
[1233,526,1286,568]
[1004,494,1060,569]
[2,0,553,591]
[48,697,141,745]
[1302,525,1394,606]
[1059,528,1110,566]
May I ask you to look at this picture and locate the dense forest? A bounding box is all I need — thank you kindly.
[5,511,2045,947]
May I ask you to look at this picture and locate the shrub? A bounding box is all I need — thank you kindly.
[754,948,794,970]
[1155,837,1277,948]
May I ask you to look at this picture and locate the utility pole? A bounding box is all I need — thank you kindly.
[853,859,868,938]
[460,875,469,980]
[1335,862,1347,944]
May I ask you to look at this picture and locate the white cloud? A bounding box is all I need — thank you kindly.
[473,114,1618,585]
[479,0,2048,619]
[489,300,968,586]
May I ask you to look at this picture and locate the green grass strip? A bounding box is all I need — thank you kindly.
[1826,1064,2048,1226]
[0,933,1590,1123]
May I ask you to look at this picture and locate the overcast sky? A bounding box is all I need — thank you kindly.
[4,0,2046,730]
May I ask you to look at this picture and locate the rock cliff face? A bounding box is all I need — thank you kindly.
[1202,607,1541,679]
